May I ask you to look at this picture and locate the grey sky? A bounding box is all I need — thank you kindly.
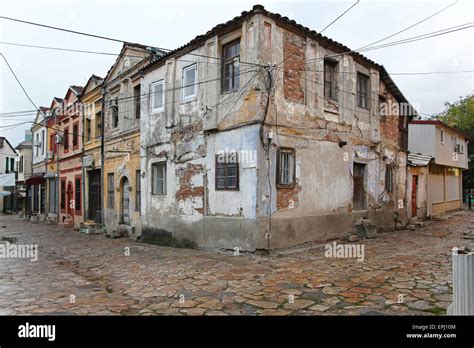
[1,0,473,147]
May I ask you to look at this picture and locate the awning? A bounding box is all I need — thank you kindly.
[25,176,46,185]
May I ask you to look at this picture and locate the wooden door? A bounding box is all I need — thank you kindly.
[121,178,130,225]
[411,175,418,217]
[88,170,101,222]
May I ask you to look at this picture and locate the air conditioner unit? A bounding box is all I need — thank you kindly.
[54,134,63,144]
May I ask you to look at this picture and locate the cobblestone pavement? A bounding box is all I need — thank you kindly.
[1,211,473,316]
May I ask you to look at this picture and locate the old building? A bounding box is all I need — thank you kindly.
[15,131,33,216]
[0,136,17,213]
[138,5,416,251]
[102,43,164,237]
[408,120,469,218]
[29,107,51,218]
[81,75,104,225]
[54,86,84,228]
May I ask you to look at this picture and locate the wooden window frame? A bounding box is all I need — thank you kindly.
[182,64,198,101]
[215,156,239,191]
[276,147,296,189]
[222,39,241,94]
[151,161,167,195]
[63,127,69,152]
[324,59,338,101]
[151,80,165,113]
[107,173,114,208]
[72,122,79,149]
[357,73,369,109]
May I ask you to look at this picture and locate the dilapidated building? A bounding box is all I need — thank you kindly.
[139,5,416,251]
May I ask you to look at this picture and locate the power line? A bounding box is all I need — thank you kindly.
[356,0,458,50]
[0,15,263,67]
[0,53,45,117]
[320,0,360,33]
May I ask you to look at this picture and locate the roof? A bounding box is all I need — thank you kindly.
[138,4,416,113]
[0,137,16,154]
[410,120,470,140]
[70,85,84,95]
[15,140,32,150]
[408,153,432,167]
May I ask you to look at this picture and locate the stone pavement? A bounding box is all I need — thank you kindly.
[0,211,473,316]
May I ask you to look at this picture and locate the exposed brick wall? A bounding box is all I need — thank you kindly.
[277,184,302,210]
[283,31,305,104]
[379,92,399,146]
[175,163,204,204]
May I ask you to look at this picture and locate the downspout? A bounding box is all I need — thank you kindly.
[56,109,60,222]
[81,98,86,223]
[100,86,106,225]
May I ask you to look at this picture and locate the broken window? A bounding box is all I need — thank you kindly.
[215,156,239,190]
[182,64,197,100]
[112,98,119,128]
[134,85,141,119]
[324,59,338,101]
[277,147,296,187]
[357,73,369,109]
[385,167,394,193]
[152,162,167,195]
[107,173,114,208]
[222,40,240,93]
[151,80,164,112]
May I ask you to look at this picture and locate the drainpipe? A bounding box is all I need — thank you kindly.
[56,109,60,222]
[100,87,106,225]
[81,100,86,223]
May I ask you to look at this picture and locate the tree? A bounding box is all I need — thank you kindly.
[435,94,474,190]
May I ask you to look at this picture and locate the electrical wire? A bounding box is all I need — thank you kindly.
[320,0,360,33]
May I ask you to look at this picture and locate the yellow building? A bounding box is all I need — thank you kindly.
[81,75,104,224]
[102,43,162,237]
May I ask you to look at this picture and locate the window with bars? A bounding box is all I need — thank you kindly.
[215,156,239,190]
[324,59,338,101]
[357,73,369,109]
[222,40,240,93]
[277,147,296,187]
[107,173,114,208]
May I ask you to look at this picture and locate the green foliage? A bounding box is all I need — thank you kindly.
[435,95,474,188]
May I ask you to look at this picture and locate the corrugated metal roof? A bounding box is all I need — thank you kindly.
[408,153,432,167]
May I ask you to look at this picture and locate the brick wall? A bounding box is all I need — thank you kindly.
[283,31,305,104]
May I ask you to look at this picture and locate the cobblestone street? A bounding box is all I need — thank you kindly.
[1,211,473,316]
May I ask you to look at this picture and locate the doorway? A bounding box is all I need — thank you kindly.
[121,177,130,225]
[88,169,101,222]
[67,181,74,224]
[411,175,418,217]
[353,163,367,210]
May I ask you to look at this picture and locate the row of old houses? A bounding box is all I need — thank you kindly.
[2,5,469,251]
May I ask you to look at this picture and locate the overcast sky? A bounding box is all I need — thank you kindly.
[1,0,473,147]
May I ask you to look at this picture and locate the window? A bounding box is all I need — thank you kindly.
[85,118,91,141]
[60,179,66,209]
[215,156,239,190]
[64,127,69,150]
[10,158,14,173]
[277,147,296,187]
[134,85,141,119]
[222,40,240,93]
[324,59,338,101]
[112,98,119,128]
[72,123,78,147]
[440,130,444,144]
[41,130,45,155]
[107,173,114,208]
[385,167,394,193]
[95,112,102,139]
[182,64,197,100]
[136,170,141,212]
[151,80,164,112]
[35,134,39,157]
[357,73,369,109]
[19,156,23,173]
[75,177,81,211]
[152,162,166,194]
